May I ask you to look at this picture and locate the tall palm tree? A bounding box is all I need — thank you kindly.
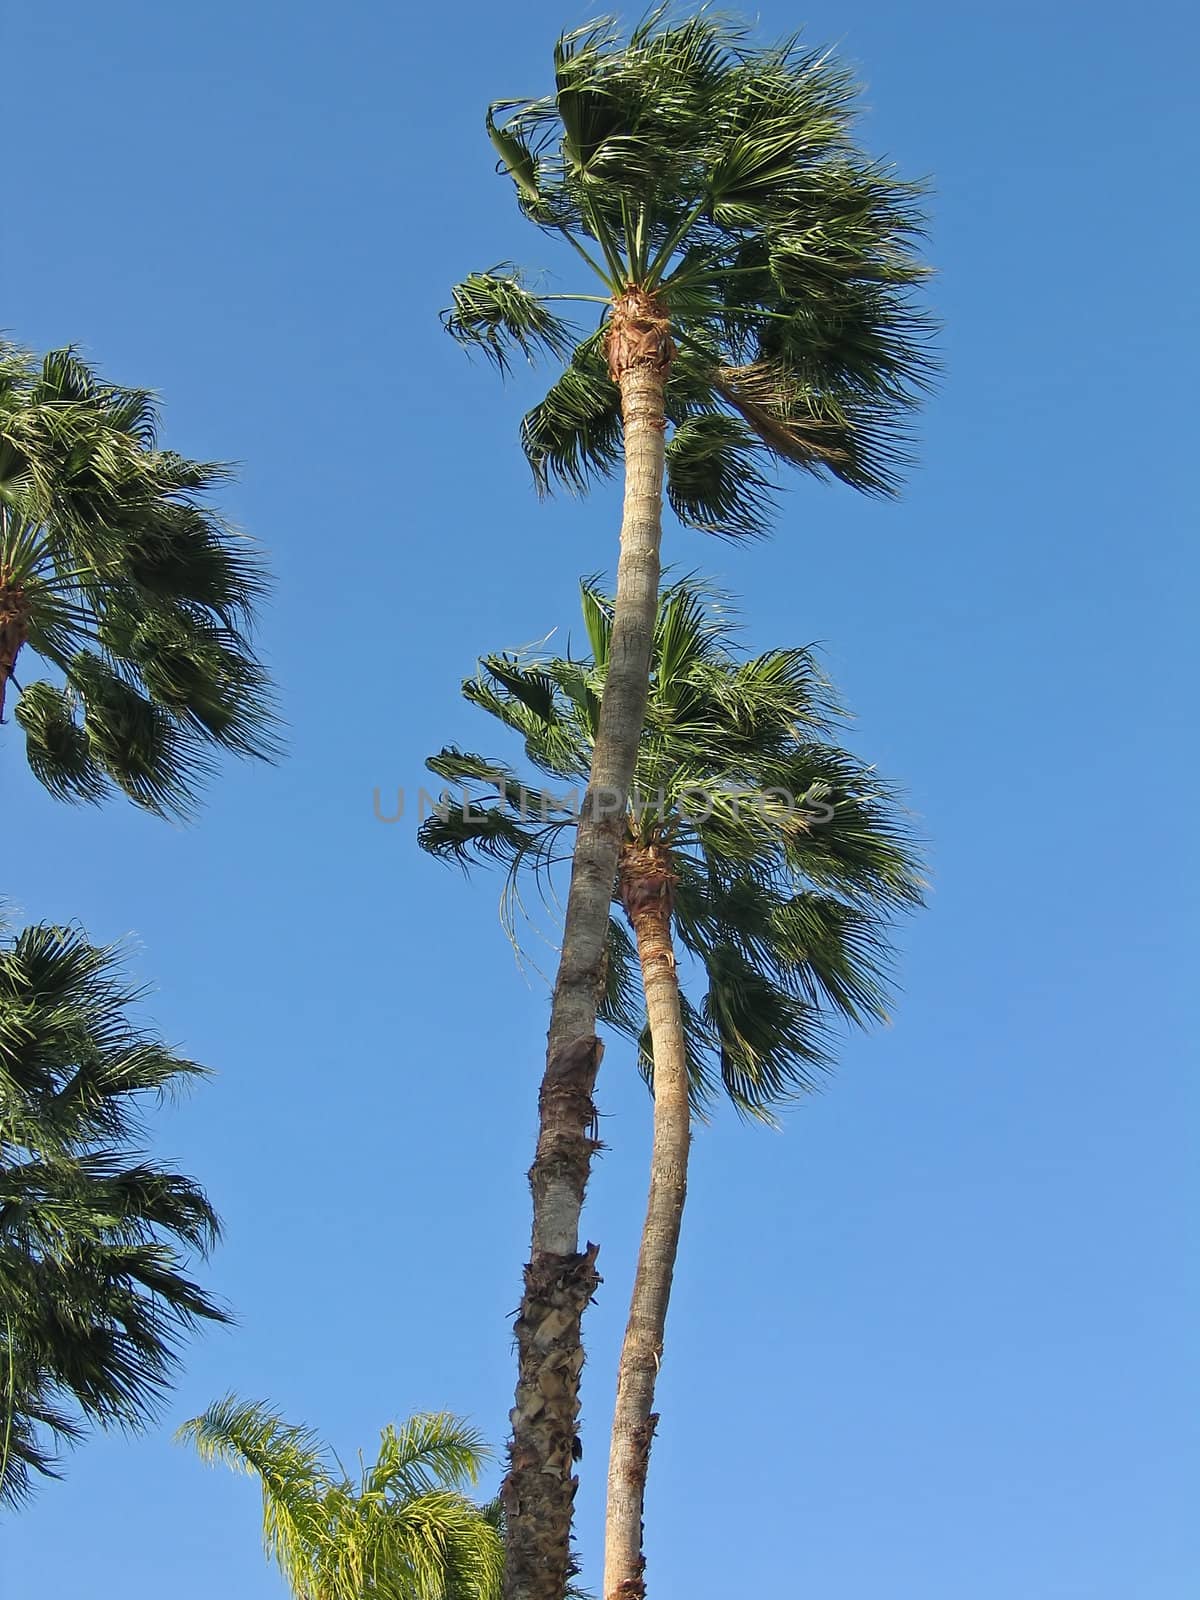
[180,1398,505,1600]
[444,17,931,1588]
[420,579,923,1600]
[0,339,275,816]
[0,922,227,1505]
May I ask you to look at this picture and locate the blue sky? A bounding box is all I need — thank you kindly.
[3,0,1197,1595]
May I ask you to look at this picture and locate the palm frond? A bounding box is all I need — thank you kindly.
[577,579,613,669]
[0,338,279,814]
[424,578,924,1121]
[666,412,774,538]
[486,107,543,208]
[520,333,621,494]
[703,940,833,1119]
[178,1396,335,1594]
[362,1412,490,1500]
[13,681,107,804]
[67,651,210,819]
[598,916,642,1040]
[444,271,578,372]
[709,360,906,495]
[179,1400,502,1600]
[1,924,224,1503]
[417,792,557,875]
[465,665,589,779]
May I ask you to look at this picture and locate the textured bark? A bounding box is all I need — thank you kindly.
[502,294,673,1600]
[605,291,675,386]
[0,584,29,722]
[604,844,689,1600]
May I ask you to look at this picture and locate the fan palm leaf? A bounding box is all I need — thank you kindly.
[0,340,277,816]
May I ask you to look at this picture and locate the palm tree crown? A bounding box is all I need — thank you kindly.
[0,923,227,1505]
[180,1398,505,1600]
[0,341,276,816]
[445,11,933,528]
[421,578,923,1118]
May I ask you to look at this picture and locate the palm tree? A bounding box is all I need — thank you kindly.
[180,1398,505,1600]
[420,579,923,1600]
[444,17,931,1588]
[0,339,275,816]
[0,922,227,1505]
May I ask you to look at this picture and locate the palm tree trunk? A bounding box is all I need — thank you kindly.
[0,585,28,723]
[603,845,688,1600]
[502,291,674,1600]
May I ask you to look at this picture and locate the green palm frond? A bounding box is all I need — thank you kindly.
[179,1397,335,1594]
[666,412,774,538]
[577,579,613,668]
[0,924,225,1505]
[598,916,643,1041]
[12,681,107,803]
[444,271,579,372]
[66,650,211,819]
[703,940,833,1118]
[520,334,621,494]
[418,801,548,874]
[362,1413,490,1500]
[466,662,592,778]
[0,1383,82,1506]
[422,578,923,1118]
[0,340,277,817]
[179,1400,503,1600]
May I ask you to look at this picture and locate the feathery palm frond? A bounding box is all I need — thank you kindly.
[179,1396,333,1591]
[0,924,225,1505]
[180,1398,504,1600]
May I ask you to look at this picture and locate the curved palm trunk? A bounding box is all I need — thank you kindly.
[604,844,689,1600]
[503,293,673,1600]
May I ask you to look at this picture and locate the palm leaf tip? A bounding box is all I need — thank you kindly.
[486,107,543,208]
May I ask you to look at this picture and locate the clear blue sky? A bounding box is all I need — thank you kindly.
[3,1,1196,1595]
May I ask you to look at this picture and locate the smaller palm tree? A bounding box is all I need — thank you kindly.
[180,1398,505,1600]
[0,923,227,1505]
[420,579,923,1600]
[0,340,276,816]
